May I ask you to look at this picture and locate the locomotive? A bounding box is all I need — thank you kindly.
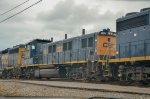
[113,7,150,82]
[0,8,150,83]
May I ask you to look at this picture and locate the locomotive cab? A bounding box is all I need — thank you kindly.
[97,29,116,59]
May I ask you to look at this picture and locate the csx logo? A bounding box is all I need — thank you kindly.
[103,43,108,47]
[103,42,112,47]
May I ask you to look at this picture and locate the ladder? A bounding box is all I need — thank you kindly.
[102,42,111,77]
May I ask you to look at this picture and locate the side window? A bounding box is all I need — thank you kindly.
[48,46,52,53]
[81,38,87,48]
[32,45,35,49]
[52,45,56,52]
[63,41,72,51]
[68,41,72,50]
[63,43,67,51]
[88,37,94,47]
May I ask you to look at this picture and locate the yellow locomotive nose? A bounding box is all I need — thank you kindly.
[97,32,116,57]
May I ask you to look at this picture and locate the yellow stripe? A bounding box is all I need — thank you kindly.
[20,60,106,67]
[110,56,150,62]
[98,60,106,63]
[21,64,48,67]
[145,56,150,60]
[49,60,88,65]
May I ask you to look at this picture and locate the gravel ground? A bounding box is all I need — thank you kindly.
[0,80,149,99]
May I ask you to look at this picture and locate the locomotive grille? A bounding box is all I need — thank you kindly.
[117,14,149,31]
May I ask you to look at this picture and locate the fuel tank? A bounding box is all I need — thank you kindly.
[34,68,59,78]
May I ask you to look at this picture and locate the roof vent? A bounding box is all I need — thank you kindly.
[140,7,150,12]
[126,12,138,16]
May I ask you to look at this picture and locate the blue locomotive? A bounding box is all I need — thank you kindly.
[0,8,150,83]
[112,7,150,81]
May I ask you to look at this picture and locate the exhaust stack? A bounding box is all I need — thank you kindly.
[51,37,53,42]
[82,29,85,35]
[65,34,67,39]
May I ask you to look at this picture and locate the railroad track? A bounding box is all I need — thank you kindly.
[18,77,150,88]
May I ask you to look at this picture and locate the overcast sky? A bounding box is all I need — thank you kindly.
[0,0,150,50]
